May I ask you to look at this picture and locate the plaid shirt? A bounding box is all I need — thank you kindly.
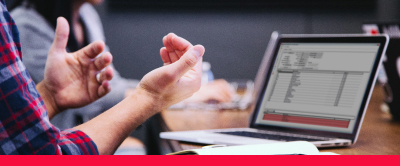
[0,1,98,155]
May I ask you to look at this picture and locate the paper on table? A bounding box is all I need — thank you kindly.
[168,141,338,155]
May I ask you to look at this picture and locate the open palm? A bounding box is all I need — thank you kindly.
[137,33,205,109]
[41,17,114,112]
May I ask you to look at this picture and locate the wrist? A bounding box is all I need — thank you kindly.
[128,86,164,114]
[36,81,62,119]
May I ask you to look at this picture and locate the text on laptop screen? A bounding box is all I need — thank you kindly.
[255,43,380,133]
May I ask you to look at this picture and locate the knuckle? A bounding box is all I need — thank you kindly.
[184,54,197,68]
[99,55,107,66]
[86,46,95,56]
[56,32,68,41]
[91,44,98,54]
[106,72,113,80]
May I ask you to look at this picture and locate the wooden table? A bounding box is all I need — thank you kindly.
[161,85,400,155]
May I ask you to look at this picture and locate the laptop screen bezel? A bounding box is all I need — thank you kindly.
[249,35,388,141]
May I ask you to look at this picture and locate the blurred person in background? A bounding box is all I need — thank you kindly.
[10,0,234,154]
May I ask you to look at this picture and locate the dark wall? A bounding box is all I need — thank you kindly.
[107,0,376,8]
[102,8,307,80]
[6,0,400,81]
[98,0,399,81]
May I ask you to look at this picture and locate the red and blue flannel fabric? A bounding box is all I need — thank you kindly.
[0,0,98,155]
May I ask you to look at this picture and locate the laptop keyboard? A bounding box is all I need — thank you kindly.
[217,131,327,142]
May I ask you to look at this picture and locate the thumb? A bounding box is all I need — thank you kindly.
[50,17,69,53]
[166,45,205,81]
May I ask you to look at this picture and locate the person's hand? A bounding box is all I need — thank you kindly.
[75,33,203,154]
[37,17,114,119]
[135,33,205,110]
[185,79,235,103]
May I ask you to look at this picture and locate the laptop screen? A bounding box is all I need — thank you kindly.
[254,43,381,134]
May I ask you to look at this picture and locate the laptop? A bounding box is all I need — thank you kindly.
[160,34,389,147]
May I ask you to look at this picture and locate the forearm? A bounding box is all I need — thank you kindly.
[73,88,161,155]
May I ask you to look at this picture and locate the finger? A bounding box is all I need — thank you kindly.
[214,79,234,91]
[162,33,193,62]
[163,33,192,52]
[163,35,180,62]
[211,94,231,103]
[163,34,174,52]
[160,47,171,65]
[169,51,180,63]
[50,17,69,53]
[165,45,205,81]
[214,79,229,84]
[98,80,111,97]
[190,46,204,75]
[201,89,230,103]
[219,90,234,102]
[75,40,105,60]
[171,34,192,52]
[215,80,235,97]
[97,66,114,83]
[208,85,232,103]
[94,52,113,70]
[221,85,235,100]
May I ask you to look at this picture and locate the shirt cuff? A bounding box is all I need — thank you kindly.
[58,129,99,155]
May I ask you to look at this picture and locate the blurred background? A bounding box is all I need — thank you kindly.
[5,0,400,81]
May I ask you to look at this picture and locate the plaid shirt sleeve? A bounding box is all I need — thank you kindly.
[0,1,98,155]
